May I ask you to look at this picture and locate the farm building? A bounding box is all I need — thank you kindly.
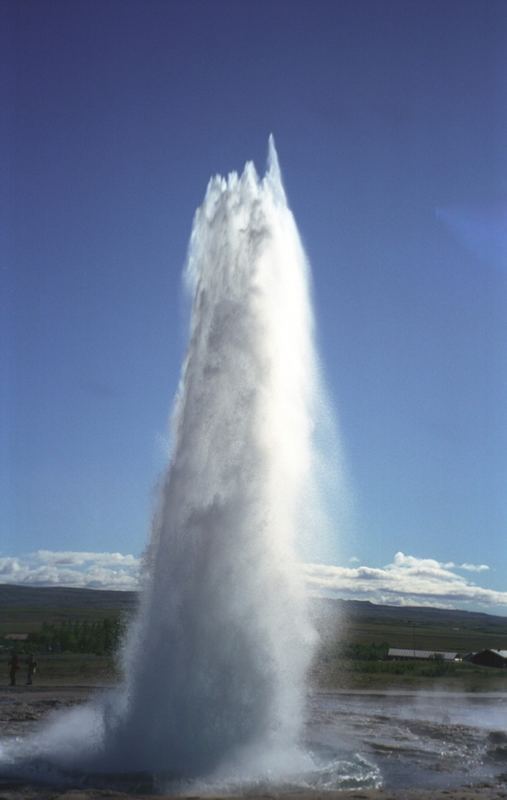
[467,649,507,668]
[4,633,29,642]
[387,648,459,662]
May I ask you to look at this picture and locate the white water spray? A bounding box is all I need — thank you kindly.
[105,137,321,778]
[1,139,331,784]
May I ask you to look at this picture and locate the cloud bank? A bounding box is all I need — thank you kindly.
[0,550,140,590]
[0,549,505,613]
[304,552,506,612]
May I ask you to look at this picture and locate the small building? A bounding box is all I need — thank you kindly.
[4,633,29,642]
[387,648,459,662]
[468,649,507,669]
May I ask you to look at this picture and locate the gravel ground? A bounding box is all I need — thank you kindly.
[1,686,506,800]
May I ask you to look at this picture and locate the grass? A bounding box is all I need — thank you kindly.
[1,590,506,692]
[0,652,119,685]
[0,606,125,636]
[2,650,505,692]
[337,619,507,653]
[314,655,507,692]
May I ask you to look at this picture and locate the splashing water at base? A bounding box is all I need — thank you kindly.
[0,139,343,787]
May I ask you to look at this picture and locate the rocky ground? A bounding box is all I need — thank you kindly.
[1,686,506,800]
[2,780,507,800]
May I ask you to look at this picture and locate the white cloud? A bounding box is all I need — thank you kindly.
[35,550,139,568]
[304,551,506,612]
[459,562,490,573]
[0,549,504,613]
[0,551,141,590]
[0,557,23,576]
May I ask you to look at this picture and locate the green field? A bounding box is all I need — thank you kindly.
[0,652,118,685]
[1,585,506,691]
[314,654,507,692]
[0,585,137,636]
[336,617,507,653]
[0,607,125,637]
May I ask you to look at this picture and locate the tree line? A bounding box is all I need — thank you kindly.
[320,640,390,663]
[27,618,126,655]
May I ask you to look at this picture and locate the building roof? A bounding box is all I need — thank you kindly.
[470,649,507,657]
[388,648,458,660]
[473,649,507,660]
[4,633,29,641]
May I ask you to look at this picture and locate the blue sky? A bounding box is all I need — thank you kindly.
[3,1,506,611]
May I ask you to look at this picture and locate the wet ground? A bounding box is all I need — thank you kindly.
[0,686,506,798]
[306,691,507,791]
[0,687,92,739]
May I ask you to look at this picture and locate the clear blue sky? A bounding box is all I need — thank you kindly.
[3,1,506,602]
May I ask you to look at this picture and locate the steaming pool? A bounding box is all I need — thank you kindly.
[1,688,506,794]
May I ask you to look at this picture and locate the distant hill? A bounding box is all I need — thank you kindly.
[1,582,506,632]
[1,584,506,654]
[315,595,507,627]
[0,584,138,613]
[314,595,507,632]
[0,585,139,635]
[311,596,507,653]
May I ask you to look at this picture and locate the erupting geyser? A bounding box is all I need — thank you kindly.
[1,138,332,785]
[107,137,322,779]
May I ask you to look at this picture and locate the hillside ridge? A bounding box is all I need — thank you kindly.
[1,583,506,628]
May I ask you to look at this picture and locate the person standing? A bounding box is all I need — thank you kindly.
[8,651,19,686]
[26,654,37,685]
